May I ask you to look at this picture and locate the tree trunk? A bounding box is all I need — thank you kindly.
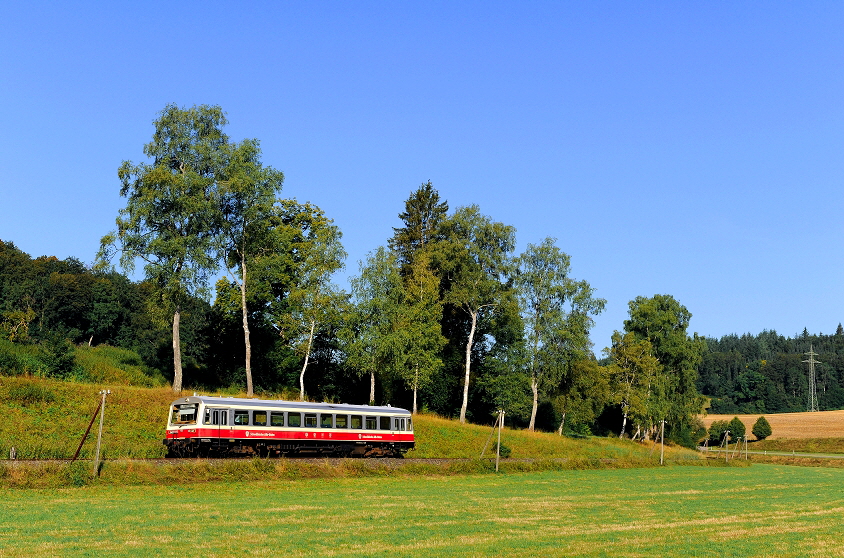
[299,319,315,401]
[459,310,478,424]
[369,370,375,405]
[413,364,419,414]
[172,308,182,393]
[240,256,253,397]
[528,376,539,431]
[557,412,565,436]
[619,405,628,438]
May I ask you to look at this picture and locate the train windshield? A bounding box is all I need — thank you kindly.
[170,403,198,425]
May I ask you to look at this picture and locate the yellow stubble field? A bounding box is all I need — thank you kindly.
[702,409,844,439]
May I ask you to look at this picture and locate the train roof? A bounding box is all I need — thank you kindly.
[170,396,412,416]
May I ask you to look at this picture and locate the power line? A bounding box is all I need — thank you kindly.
[803,344,820,412]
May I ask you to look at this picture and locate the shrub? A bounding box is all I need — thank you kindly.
[708,420,729,444]
[752,416,772,440]
[493,442,511,458]
[728,416,746,442]
[5,383,56,405]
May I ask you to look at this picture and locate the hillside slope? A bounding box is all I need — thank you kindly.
[1,376,701,462]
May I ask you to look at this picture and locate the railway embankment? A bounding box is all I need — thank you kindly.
[2,376,711,487]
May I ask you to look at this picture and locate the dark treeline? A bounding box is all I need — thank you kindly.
[698,327,844,414]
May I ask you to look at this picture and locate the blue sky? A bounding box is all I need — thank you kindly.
[1,2,842,350]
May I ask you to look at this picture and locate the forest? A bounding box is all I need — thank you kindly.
[1,104,840,447]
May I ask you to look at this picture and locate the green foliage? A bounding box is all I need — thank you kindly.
[708,419,729,444]
[41,335,78,379]
[623,295,706,442]
[5,383,56,405]
[728,416,746,441]
[515,238,606,430]
[752,415,772,440]
[100,103,229,391]
[698,329,844,414]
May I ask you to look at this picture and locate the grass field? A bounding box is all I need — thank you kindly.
[0,376,700,466]
[2,465,844,556]
[703,410,844,442]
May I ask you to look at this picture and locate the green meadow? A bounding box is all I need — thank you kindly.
[2,465,843,557]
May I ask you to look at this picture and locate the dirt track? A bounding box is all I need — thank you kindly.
[702,409,844,439]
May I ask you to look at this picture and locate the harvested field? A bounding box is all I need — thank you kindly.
[702,409,844,439]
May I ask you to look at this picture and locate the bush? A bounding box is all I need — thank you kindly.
[5,383,56,405]
[729,416,746,442]
[752,416,772,440]
[493,442,512,458]
[708,420,729,444]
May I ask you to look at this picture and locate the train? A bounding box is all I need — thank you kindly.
[164,396,415,458]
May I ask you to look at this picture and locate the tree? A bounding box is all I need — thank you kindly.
[343,247,404,404]
[98,104,227,392]
[515,238,605,430]
[606,331,661,438]
[217,138,284,396]
[623,295,706,444]
[728,416,746,442]
[389,180,448,269]
[387,182,448,413]
[264,201,346,400]
[395,250,446,413]
[708,419,729,444]
[752,415,772,440]
[439,205,516,423]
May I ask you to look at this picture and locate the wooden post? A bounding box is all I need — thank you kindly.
[495,410,504,473]
[659,420,665,465]
[724,430,730,463]
[93,390,110,475]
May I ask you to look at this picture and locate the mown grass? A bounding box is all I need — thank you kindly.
[1,464,842,556]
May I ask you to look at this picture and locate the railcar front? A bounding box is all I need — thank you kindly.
[164,396,415,458]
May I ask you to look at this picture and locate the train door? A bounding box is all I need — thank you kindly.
[208,407,229,449]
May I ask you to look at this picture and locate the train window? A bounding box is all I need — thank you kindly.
[288,413,301,427]
[407,418,412,431]
[207,409,227,426]
[350,415,362,429]
[253,411,267,426]
[379,416,390,430]
[320,414,333,428]
[270,412,284,427]
[401,418,406,431]
[170,404,198,425]
[365,416,377,430]
[234,410,249,425]
[335,414,348,428]
[304,414,317,428]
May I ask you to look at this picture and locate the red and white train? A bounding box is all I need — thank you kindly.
[164,396,415,458]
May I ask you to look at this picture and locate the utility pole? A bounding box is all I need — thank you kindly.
[659,420,665,465]
[93,390,111,475]
[495,410,505,473]
[803,345,820,412]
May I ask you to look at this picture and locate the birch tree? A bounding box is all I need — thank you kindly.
[343,247,404,404]
[440,205,515,423]
[606,331,660,438]
[266,201,346,400]
[98,104,226,392]
[217,138,284,397]
[515,238,605,430]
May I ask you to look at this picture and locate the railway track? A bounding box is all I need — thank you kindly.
[3,457,557,467]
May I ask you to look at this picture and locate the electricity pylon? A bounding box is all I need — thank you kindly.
[803,344,820,412]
